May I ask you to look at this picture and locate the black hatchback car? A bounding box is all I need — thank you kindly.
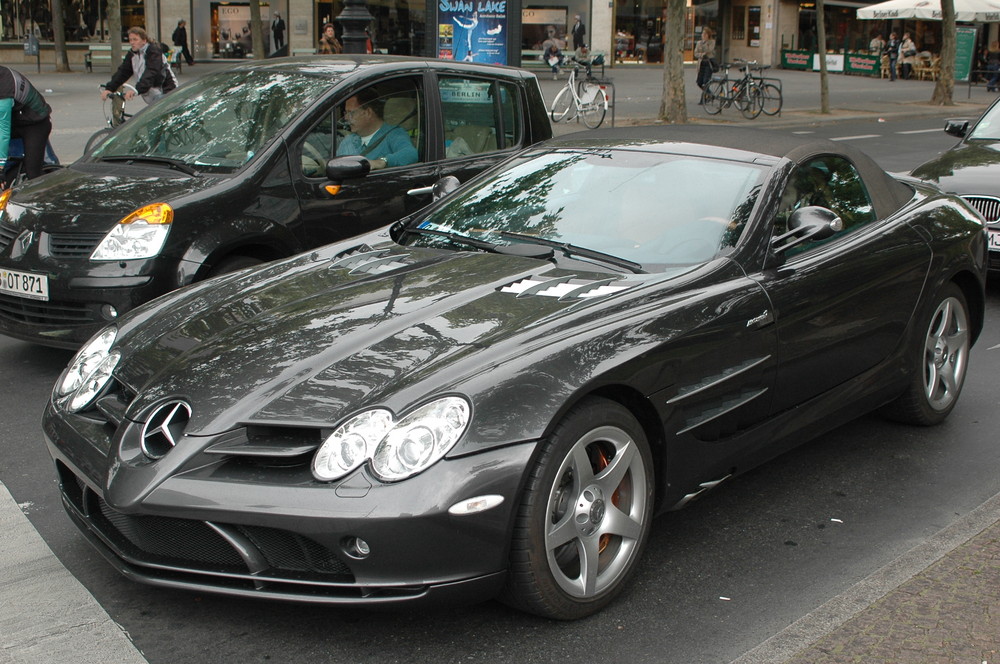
[912,95,1000,272]
[0,56,551,348]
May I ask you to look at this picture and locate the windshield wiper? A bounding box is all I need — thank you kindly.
[98,155,199,176]
[499,231,645,274]
[401,227,555,259]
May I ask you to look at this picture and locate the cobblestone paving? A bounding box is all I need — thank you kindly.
[785,521,1000,664]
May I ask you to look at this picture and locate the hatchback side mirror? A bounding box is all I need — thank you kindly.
[771,206,844,254]
[325,155,371,183]
[944,119,970,139]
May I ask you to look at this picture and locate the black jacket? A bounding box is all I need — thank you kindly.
[105,42,177,95]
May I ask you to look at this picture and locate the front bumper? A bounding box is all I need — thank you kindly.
[0,257,172,349]
[44,401,537,607]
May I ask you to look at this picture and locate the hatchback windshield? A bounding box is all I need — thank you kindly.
[90,69,329,172]
[406,148,765,270]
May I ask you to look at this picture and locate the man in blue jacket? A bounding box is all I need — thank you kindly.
[336,89,417,170]
[0,65,52,180]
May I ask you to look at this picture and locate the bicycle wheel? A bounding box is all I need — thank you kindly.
[702,80,726,115]
[760,83,783,116]
[85,127,113,154]
[739,84,763,120]
[578,82,607,129]
[551,86,575,123]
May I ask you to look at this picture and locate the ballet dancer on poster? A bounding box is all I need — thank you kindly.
[453,12,478,61]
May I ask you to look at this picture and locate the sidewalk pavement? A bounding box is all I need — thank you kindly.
[1,57,999,664]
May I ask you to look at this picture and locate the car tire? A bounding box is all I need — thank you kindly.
[883,282,971,426]
[207,255,264,278]
[501,396,654,620]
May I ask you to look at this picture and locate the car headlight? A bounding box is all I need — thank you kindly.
[312,396,471,483]
[55,326,121,412]
[91,203,173,261]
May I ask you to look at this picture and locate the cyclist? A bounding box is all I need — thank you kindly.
[101,27,177,106]
[0,65,53,181]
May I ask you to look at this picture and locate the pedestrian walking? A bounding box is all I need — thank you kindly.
[694,26,717,95]
[318,23,342,54]
[899,32,918,80]
[987,41,1000,92]
[571,15,586,50]
[171,19,195,66]
[271,12,286,51]
[885,32,900,81]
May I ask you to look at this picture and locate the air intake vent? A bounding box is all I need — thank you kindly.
[330,247,410,274]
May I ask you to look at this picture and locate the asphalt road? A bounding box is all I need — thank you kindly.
[2,113,999,663]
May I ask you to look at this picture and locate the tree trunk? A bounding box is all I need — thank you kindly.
[931,0,956,105]
[816,0,829,113]
[658,0,687,123]
[107,0,122,63]
[50,0,71,71]
[249,0,265,60]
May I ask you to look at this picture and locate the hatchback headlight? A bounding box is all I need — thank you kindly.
[55,326,120,412]
[91,203,173,261]
[312,397,471,483]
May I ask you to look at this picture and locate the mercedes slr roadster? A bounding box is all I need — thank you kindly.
[44,126,987,620]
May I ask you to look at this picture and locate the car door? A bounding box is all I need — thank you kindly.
[429,74,529,187]
[292,74,440,247]
[753,155,931,413]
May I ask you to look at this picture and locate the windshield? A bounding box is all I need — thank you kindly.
[406,148,765,270]
[90,69,329,172]
[969,100,1000,140]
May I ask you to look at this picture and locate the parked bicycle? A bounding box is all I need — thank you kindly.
[85,83,137,153]
[702,60,782,120]
[550,59,610,129]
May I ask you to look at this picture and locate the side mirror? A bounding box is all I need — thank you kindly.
[771,206,844,254]
[325,155,371,183]
[432,175,461,201]
[944,119,970,138]
[406,175,462,201]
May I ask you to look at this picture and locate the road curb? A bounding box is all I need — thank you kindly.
[728,490,1000,664]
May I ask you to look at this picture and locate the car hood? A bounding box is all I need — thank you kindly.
[911,142,1000,195]
[6,163,219,231]
[114,239,647,436]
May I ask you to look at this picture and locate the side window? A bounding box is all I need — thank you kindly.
[299,78,423,178]
[773,155,877,253]
[439,77,522,158]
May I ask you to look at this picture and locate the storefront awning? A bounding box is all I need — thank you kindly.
[857,0,1000,21]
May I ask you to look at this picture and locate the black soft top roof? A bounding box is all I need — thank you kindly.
[545,125,914,219]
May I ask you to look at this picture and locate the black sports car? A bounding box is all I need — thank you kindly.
[0,56,551,348]
[912,94,1000,272]
[44,126,987,620]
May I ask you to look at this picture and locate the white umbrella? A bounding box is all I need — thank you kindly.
[857,0,1000,21]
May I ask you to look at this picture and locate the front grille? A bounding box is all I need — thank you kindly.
[0,222,16,254]
[961,195,1000,222]
[58,462,355,583]
[0,293,97,325]
[48,233,105,258]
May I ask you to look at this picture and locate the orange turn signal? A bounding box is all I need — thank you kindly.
[118,202,174,225]
[0,188,11,211]
[324,184,342,196]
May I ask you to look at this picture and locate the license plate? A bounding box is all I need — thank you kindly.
[990,228,1000,251]
[0,268,49,301]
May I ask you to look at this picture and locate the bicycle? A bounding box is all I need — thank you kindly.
[2,138,61,188]
[85,83,137,153]
[550,60,609,129]
[702,60,764,119]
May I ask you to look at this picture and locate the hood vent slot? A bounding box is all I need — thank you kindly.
[500,276,632,301]
[330,247,410,274]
